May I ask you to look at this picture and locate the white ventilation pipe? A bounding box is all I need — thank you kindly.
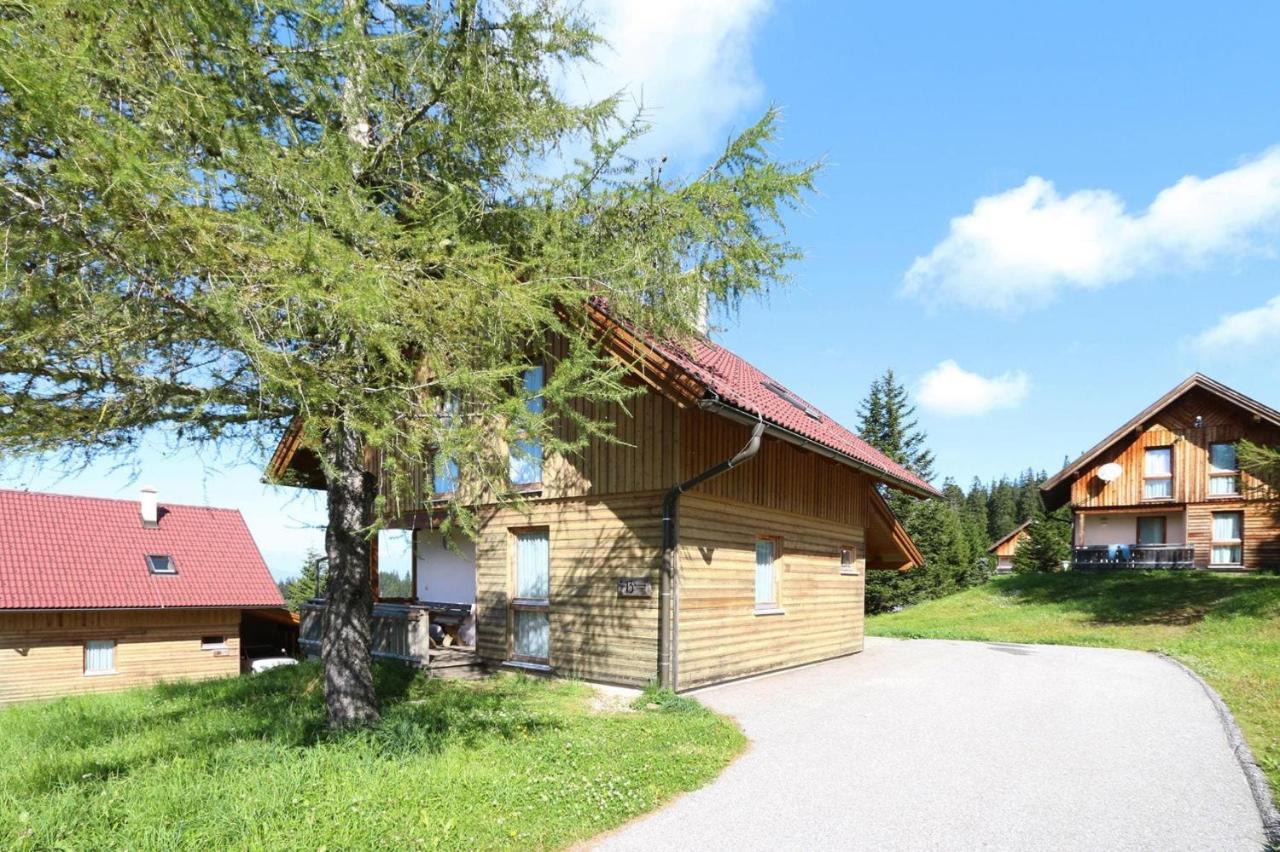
[140,485,158,527]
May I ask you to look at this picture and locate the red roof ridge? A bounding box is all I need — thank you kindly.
[0,486,247,516]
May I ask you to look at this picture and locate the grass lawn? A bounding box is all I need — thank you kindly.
[868,571,1280,797]
[0,663,744,850]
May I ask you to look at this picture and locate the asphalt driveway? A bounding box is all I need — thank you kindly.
[595,637,1269,851]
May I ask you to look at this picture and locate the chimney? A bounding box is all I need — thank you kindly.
[695,294,710,336]
[140,485,158,528]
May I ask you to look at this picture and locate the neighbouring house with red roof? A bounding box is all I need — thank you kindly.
[0,488,287,704]
[272,305,935,690]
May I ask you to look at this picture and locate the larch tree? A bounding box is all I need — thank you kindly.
[0,0,816,727]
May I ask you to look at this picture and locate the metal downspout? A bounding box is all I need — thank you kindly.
[658,411,765,690]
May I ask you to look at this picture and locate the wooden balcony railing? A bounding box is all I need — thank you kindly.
[299,599,478,672]
[1071,544,1195,570]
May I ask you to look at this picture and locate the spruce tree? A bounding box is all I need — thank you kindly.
[1011,508,1072,574]
[0,0,816,727]
[1015,468,1045,523]
[988,478,1019,540]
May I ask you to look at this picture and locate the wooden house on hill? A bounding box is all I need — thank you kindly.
[1041,374,1280,571]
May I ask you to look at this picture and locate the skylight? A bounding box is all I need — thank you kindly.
[146,554,177,575]
[761,380,822,421]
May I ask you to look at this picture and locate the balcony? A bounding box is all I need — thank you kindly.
[299,599,482,677]
[1071,544,1195,571]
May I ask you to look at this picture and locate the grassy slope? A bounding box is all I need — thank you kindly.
[0,664,744,850]
[868,572,1280,796]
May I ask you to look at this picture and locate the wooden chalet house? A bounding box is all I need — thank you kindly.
[0,488,288,704]
[988,521,1031,574]
[271,307,935,691]
[1041,374,1280,572]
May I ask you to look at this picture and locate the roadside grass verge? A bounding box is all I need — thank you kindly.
[0,663,745,850]
[867,571,1280,797]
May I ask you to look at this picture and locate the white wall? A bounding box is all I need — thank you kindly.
[1081,513,1185,546]
[415,531,477,604]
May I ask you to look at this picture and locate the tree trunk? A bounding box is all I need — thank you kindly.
[321,419,379,729]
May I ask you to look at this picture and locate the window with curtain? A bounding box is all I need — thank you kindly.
[1136,516,1166,545]
[511,530,550,662]
[755,539,778,609]
[509,366,545,486]
[1211,511,1243,565]
[1143,447,1173,499]
[1208,442,1239,496]
[84,640,115,675]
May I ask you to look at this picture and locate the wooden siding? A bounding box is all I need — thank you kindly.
[1069,388,1280,508]
[1066,387,1280,571]
[472,492,663,687]
[680,410,872,527]
[0,608,241,705]
[1185,500,1280,571]
[676,493,866,690]
[992,528,1029,558]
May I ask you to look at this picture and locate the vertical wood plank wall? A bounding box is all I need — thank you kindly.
[1066,388,1280,570]
[0,609,241,705]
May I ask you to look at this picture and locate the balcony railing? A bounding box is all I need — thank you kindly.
[1071,544,1195,570]
[299,599,476,667]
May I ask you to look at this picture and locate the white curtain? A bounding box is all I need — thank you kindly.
[515,531,549,599]
[513,610,550,660]
[85,640,114,674]
[1144,447,1172,476]
[755,540,776,607]
[1212,512,1242,541]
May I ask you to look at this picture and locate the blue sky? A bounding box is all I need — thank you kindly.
[6,1,1280,579]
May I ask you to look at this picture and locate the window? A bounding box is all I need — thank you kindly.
[761,380,822,421]
[839,546,859,576]
[1211,511,1243,566]
[510,530,550,663]
[1143,447,1173,500]
[201,635,228,650]
[433,394,461,494]
[509,366,544,486]
[755,538,780,611]
[145,554,177,574]
[1136,516,1167,545]
[84,640,115,675]
[1209,442,1239,496]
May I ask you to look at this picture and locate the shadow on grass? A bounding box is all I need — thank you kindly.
[995,571,1280,626]
[9,662,563,794]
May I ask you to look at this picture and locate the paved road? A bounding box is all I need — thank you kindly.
[595,637,1268,851]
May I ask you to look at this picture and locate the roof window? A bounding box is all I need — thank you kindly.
[146,554,177,575]
[761,380,822,420]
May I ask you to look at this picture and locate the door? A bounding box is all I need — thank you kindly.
[510,530,550,664]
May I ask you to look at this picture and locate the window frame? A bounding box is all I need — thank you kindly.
[200,635,229,651]
[1136,516,1167,546]
[145,554,177,575]
[508,527,551,666]
[1207,442,1240,498]
[839,544,859,576]
[508,365,545,489]
[1142,446,1174,501]
[83,639,117,676]
[753,536,784,615]
[1210,510,1244,567]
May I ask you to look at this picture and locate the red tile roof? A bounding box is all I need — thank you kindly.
[650,336,940,497]
[0,489,284,610]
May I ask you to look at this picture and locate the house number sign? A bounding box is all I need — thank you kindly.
[617,578,652,598]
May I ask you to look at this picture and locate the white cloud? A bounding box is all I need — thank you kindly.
[904,148,1280,313]
[564,0,772,161]
[1192,294,1280,354]
[917,360,1030,417]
